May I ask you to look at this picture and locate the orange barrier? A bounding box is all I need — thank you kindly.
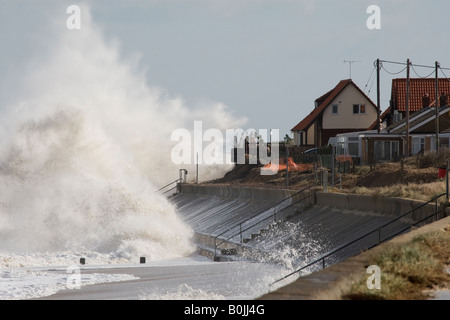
[263,157,313,173]
[336,155,353,164]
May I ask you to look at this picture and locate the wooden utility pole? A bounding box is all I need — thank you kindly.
[376,59,381,134]
[436,61,440,153]
[405,59,411,157]
[286,145,289,190]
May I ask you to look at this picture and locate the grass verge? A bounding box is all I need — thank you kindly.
[350,181,446,203]
[342,227,450,300]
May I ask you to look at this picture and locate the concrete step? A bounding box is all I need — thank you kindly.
[196,244,238,262]
[221,248,237,255]
[196,246,216,261]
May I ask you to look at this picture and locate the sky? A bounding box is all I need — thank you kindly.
[1,0,450,139]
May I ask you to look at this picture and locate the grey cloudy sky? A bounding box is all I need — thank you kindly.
[1,0,450,138]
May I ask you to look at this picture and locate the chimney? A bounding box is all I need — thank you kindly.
[440,93,448,107]
[422,93,430,109]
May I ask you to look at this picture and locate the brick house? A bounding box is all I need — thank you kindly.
[291,79,379,148]
[369,78,450,129]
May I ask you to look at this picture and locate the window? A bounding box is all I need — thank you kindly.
[412,137,425,155]
[353,104,366,114]
[348,142,358,157]
[392,141,400,160]
[374,140,400,161]
[360,105,366,114]
[332,105,338,114]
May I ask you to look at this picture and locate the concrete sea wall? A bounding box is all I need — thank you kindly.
[180,184,300,202]
[179,184,438,224]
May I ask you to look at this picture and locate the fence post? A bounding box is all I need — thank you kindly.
[196,153,199,184]
[446,160,449,203]
[286,145,289,190]
[435,198,439,221]
[314,162,317,185]
[331,145,335,187]
[240,224,243,243]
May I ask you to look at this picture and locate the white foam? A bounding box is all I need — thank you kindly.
[0,5,245,269]
[139,283,226,300]
[0,268,138,300]
[0,5,252,300]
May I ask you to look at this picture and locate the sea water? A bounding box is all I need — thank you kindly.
[0,5,251,299]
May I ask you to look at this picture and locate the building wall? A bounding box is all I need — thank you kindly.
[293,124,316,146]
[293,131,301,146]
[322,84,378,130]
[307,124,315,145]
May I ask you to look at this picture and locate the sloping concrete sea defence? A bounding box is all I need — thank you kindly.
[170,184,445,297]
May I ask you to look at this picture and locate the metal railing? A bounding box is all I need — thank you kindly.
[157,178,182,196]
[272,192,446,285]
[157,169,188,196]
[213,185,315,258]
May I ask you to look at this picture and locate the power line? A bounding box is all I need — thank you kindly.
[439,66,450,82]
[378,59,405,66]
[411,65,435,78]
[381,64,407,75]
[367,71,377,94]
[363,65,376,93]
[378,59,450,71]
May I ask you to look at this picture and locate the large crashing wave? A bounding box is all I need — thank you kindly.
[0,5,246,266]
[0,108,194,261]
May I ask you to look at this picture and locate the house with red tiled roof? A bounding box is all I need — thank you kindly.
[291,79,378,147]
[336,78,450,164]
[369,78,450,129]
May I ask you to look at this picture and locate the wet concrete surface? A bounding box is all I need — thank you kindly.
[259,216,450,300]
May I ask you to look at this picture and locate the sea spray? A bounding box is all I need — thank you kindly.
[0,108,194,262]
[0,5,245,266]
[244,221,327,271]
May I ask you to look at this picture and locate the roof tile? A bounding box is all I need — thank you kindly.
[392,78,450,112]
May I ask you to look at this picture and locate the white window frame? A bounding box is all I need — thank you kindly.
[412,137,425,155]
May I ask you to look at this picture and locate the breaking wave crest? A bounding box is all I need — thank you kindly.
[0,5,245,266]
[0,108,195,265]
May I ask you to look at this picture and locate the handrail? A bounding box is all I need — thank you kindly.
[271,192,446,285]
[157,178,182,195]
[157,178,181,192]
[213,185,314,258]
[237,193,312,241]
